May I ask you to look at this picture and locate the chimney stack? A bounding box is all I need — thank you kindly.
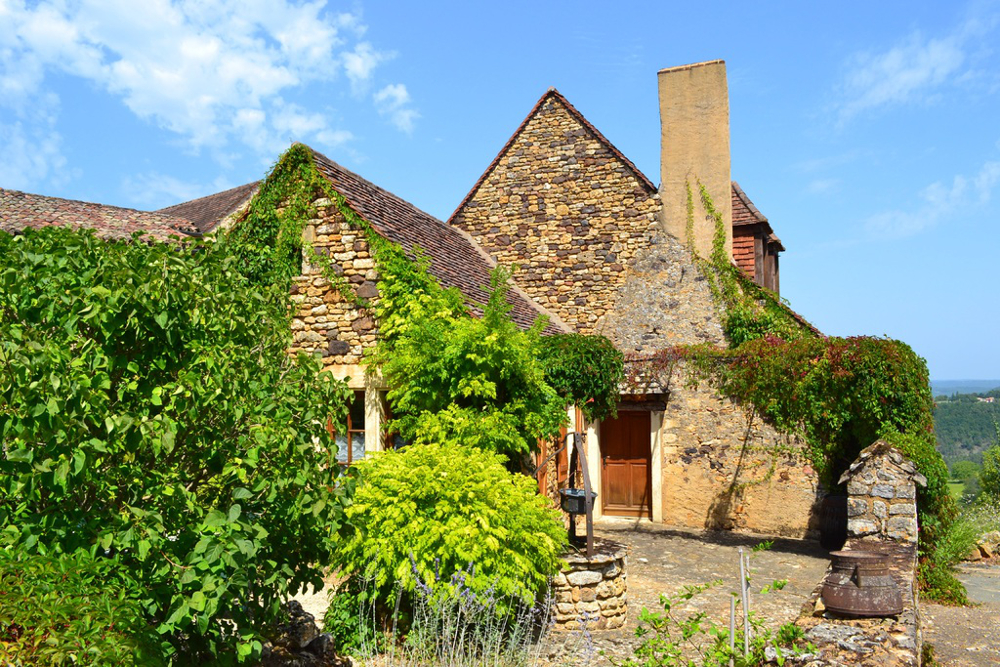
[657,60,732,260]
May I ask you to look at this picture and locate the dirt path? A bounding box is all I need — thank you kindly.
[923,562,1000,666]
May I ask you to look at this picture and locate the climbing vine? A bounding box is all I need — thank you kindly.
[684,181,815,347]
[223,144,622,443]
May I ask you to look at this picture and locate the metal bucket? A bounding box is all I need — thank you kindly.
[821,550,903,617]
[559,488,597,515]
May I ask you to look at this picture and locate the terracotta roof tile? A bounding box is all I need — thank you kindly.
[0,188,199,241]
[309,148,569,335]
[731,181,768,226]
[447,88,656,224]
[157,182,258,234]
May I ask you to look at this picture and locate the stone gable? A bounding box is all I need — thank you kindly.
[288,197,379,371]
[451,92,664,335]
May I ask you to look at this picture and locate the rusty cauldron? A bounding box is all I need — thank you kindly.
[821,550,903,617]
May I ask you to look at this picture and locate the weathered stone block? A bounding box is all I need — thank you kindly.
[847,481,871,496]
[566,570,603,586]
[351,317,374,332]
[326,339,350,356]
[888,503,915,516]
[847,498,868,517]
[873,500,887,519]
[849,519,879,536]
[871,483,895,498]
[887,516,918,542]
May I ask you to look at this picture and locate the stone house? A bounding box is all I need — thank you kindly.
[0,60,822,537]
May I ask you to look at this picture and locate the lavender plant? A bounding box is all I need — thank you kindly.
[346,563,553,667]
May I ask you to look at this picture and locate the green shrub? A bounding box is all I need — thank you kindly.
[980,425,1000,500]
[538,334,624,422]
[662,336,958,598]
[0,547,164,665]
[329,442,567,623]
[0,227,352,662]
[376,268,567,459]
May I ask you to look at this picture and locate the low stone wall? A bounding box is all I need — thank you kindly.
[551,540,628,630]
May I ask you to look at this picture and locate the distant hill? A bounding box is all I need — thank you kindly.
[931,379,1000,397]
[934,388,1000,464]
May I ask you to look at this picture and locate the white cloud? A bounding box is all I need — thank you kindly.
[343,42,391,93]
[374,83,418,133]
[835,16,997,122]
[865,157,1000,238]
[0,118,66,190]
[0,0,416,190]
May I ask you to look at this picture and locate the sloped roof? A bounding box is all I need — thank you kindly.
[447,88,656,224]
[731,181,783,250]
[157,182,258,234]
[309,148,569,335]
[0,188,199,241]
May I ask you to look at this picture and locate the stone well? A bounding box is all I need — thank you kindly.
[551,539,628,630]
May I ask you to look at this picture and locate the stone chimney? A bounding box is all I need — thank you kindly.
[657,60,733,260]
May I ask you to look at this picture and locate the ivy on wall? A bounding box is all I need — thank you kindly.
[686,181,815,347]
[222,143,623,439]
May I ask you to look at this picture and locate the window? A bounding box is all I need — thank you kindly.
[333,390,366,465]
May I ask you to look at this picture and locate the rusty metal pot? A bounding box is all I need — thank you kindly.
[821,550,903,617]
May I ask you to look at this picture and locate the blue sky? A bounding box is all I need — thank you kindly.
[2,0,998,380]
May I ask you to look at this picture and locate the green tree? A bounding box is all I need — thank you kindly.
[980,423,1000,500]
[0,227,352,662]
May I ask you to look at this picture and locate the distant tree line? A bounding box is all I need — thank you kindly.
[934,388,1000,465]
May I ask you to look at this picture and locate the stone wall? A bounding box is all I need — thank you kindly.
[596,233,726,353]
[551,540,628,631]
[288,197,380,382]
[840,441,925,545]
[659,366,820,538]
[450,91,662,336]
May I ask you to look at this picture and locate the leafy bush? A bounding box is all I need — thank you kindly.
[980,425,1000,500]
[538,334,624,422]
[329,442,567,629]
[657,335,958,597]
[0,547,164,665]
[0,227,352,662]
[376,267,567,459]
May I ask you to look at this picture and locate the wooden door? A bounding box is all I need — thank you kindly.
[600,411,652,517]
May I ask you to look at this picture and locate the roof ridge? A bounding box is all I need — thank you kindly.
[2,187,191,221]
[446,88,656,225]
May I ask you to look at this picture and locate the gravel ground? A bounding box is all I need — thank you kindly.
[922,560,1000,667]
[542,519,830,665]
